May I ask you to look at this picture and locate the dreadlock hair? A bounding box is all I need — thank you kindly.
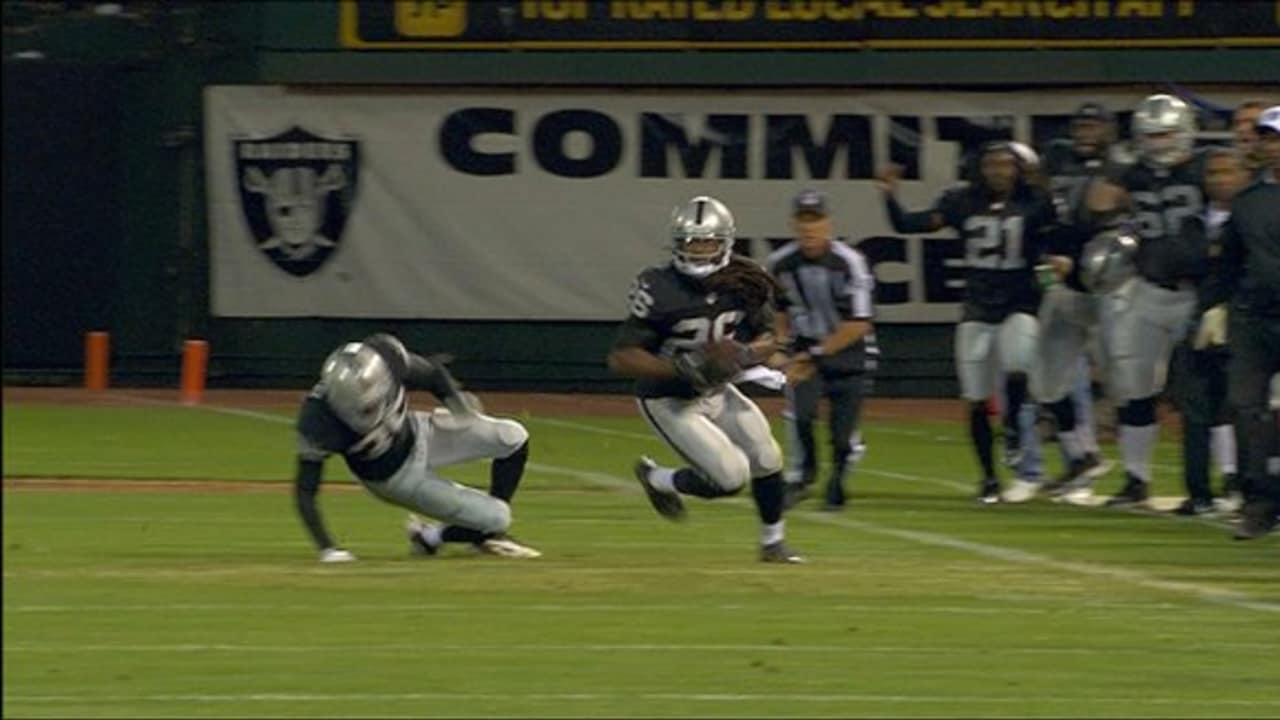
[704,254,784,311]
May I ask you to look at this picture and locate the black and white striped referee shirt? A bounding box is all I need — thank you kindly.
[767,239,879,375]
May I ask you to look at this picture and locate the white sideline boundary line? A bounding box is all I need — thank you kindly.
[6,640,1274,655]
[5,691,1278,707]
[101,394,1280,615]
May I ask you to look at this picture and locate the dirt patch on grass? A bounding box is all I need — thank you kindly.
[1,477,326,493]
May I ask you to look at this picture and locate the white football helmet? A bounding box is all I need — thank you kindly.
[669,195,734,277]
[318,342,400,434]
[1080,228,1139,294]
[1132,94,1197,168]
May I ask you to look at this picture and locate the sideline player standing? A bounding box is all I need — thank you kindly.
[294,333,539,562]
[1003,105,1118,503]
[1085,94,1206,507]
[1169,147,1249,516]
[607,195,804,563]
[768,189,878,510]
[1197,106,1280,540]
[877,142,1058,503]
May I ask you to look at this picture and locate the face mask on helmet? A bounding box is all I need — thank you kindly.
[319,343,398,434]
[1132,94,1196,168]
[669,196,735,278]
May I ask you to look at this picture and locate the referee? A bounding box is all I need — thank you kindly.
[1197,106,1280,540]
[768,189,878,510]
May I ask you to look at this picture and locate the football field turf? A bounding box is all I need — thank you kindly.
[4,393,1278,718]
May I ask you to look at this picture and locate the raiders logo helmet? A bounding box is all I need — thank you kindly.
[1132,94,1197,168]
[1080,228,1139,294]
[669,195,735,278]
[319,342,400,434]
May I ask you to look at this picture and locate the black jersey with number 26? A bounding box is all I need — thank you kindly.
[612,262,769,399]
[933,184,1058,323]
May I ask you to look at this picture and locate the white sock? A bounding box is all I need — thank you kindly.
[422,524,443,548]
[761,521,785,546]
[1119,424,1158,482]
[650,467,678,494]
[1057,429,1085,460]
[1211,425,1237,475]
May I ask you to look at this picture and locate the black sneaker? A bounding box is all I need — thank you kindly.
[978,478,1002,505]
[1173,498,1216,517]
[634,456,686,522]
[1233,501,1278,541]
[1104,473,1149,507]
[1044,457,1091,496]
[760,541,806,564]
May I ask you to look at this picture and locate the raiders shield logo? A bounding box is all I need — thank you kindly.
[234,127,360,277]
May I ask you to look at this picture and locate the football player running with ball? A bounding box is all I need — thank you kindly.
[877,142,1059,503]
[607,196,803,564]
[294,333,539,562]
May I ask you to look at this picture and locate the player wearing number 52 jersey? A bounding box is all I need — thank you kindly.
[294,333,539,562]
[1084,94,1207,507]
[607,195,803,564]
[878,142,1058,503]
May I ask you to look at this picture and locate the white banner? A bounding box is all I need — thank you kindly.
[205,86,1257,322]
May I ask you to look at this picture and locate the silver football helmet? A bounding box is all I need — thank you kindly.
[669,195,734,277]
[1080,228,1139,294]
[1132,94,1196,168]
[318,342,399,434]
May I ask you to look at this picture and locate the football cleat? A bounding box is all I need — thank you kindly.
[1002,478,1041,504]
[760,541,806,564]
[1082,453,1114,479]
[1103,473,1150,507]
[1172,498,1216,517]
[1232,501,1278,541]
[978,478,1003,505]
[634,456,686,521]
[405,514,439,556]
[476,535,542,559]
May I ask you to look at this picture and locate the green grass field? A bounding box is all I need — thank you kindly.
[4,396,1279,719]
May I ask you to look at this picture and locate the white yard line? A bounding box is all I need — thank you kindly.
[3,641,1276,656]
[96,394,1280,615]
[4,691,1278,707]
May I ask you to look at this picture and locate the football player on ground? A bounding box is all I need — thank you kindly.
[294,333,539,562]
[1083,94,1207,507]
[877,142,1059,503]
[607,195,804,564]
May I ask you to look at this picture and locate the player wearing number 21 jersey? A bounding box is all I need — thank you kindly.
[607,195,804,564]
[877,142,1059,503]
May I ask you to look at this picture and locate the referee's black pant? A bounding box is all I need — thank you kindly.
[1228,311,1280,508]
[1170,340,1231,503]
[787,371,869,505]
